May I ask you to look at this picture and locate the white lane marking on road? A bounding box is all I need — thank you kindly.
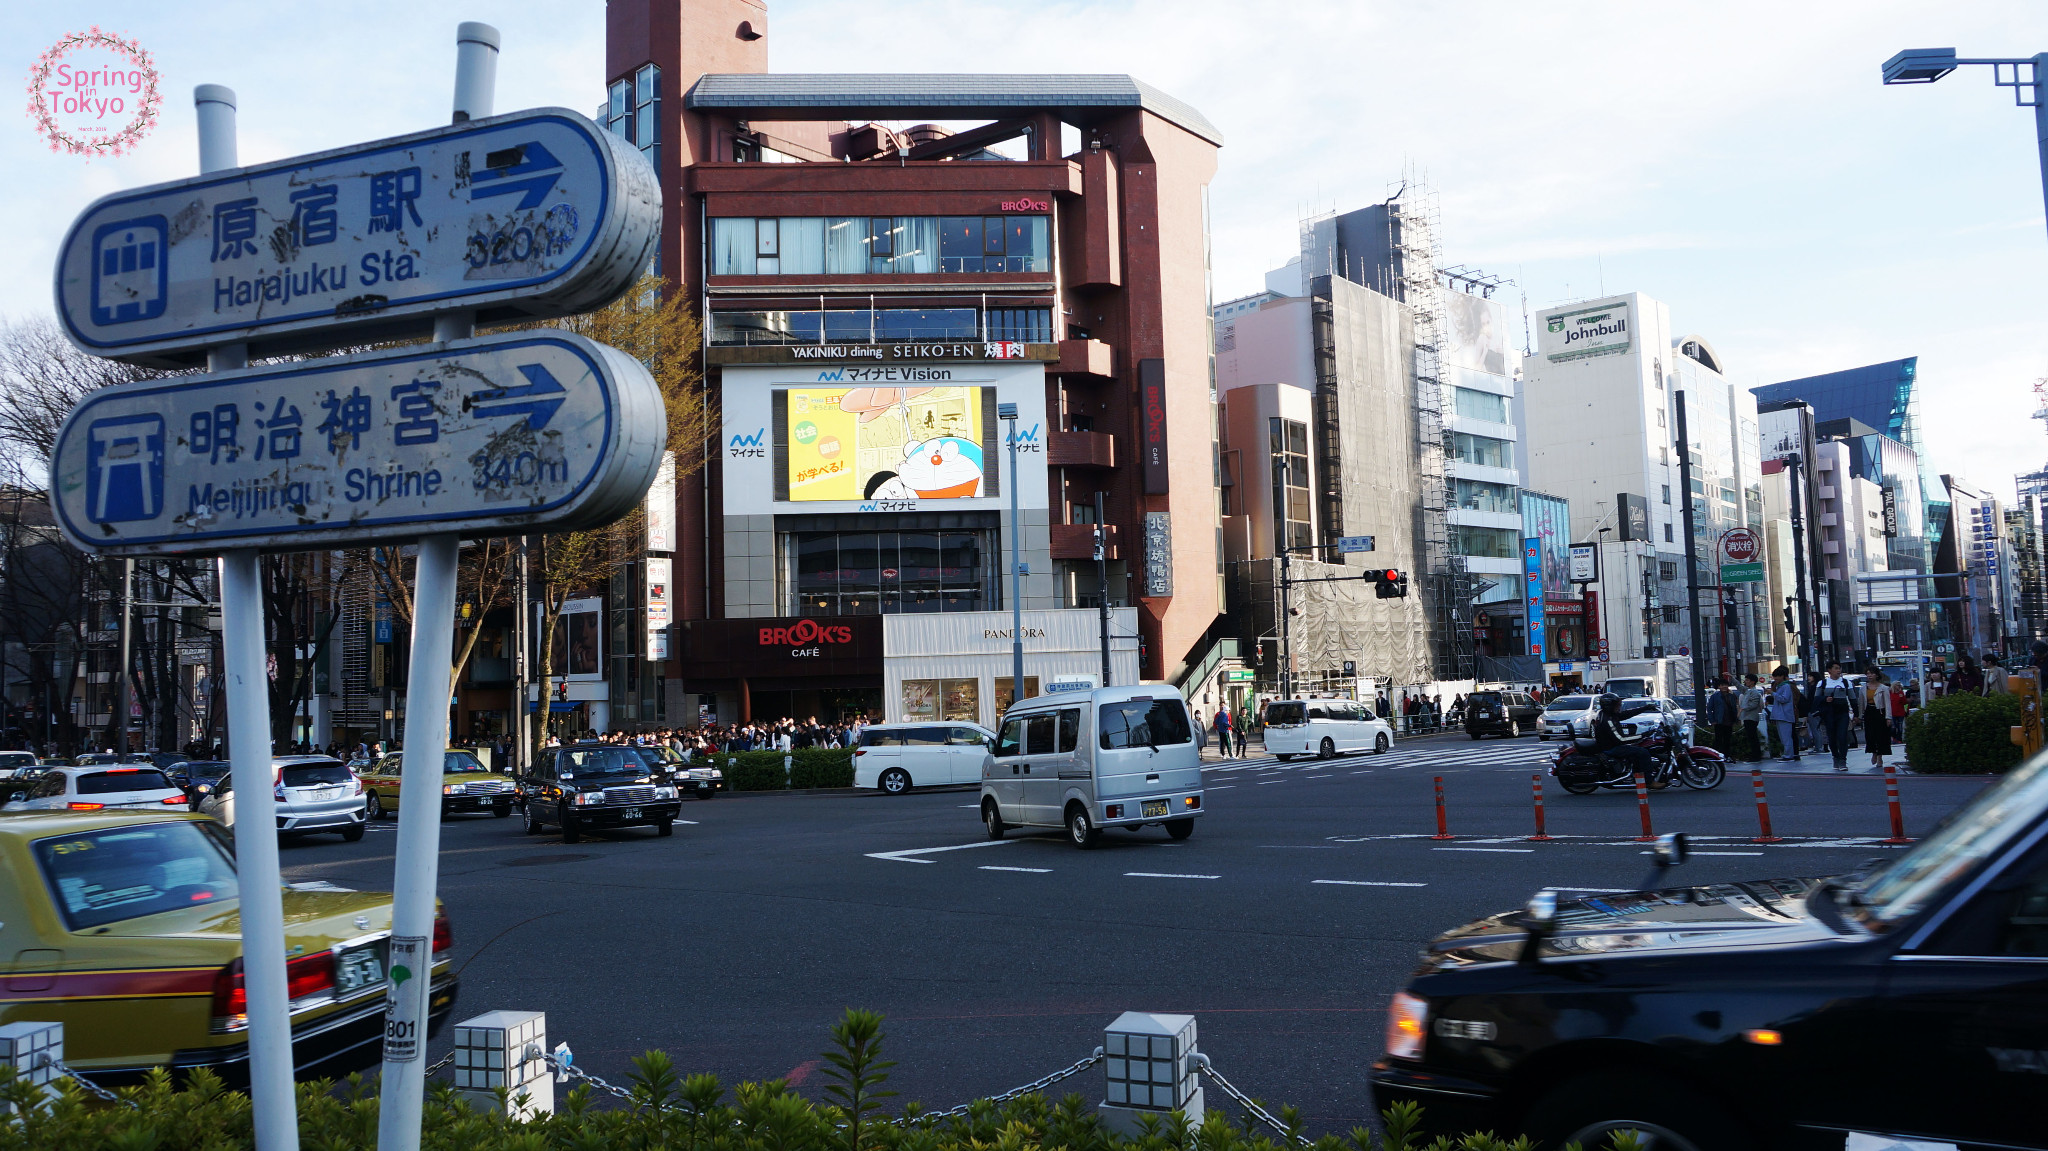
[865,840,1018,863]
[1259,845,1338,849]
[1209,785,1235,790]
[1432,847,1536,853]
[980,865,1052,873]
[1258,780,1287,785]
[1313,879,1428,887]
[1125,872,1221,880]
[1685,851,1766,856]
[1351,770,1373,775]
[1545,886,1632,893]
[1302,774,1330,779]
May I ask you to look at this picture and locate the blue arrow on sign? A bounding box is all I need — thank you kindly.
[469,363,567,430]
[470,141,562,209]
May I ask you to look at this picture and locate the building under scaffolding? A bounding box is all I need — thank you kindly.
[1213,184,1526,690]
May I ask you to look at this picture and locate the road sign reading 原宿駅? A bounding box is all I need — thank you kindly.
[54,107,659,367]
[48,331,664,556]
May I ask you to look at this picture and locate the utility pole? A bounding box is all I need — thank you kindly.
[1094,492,1111,686]
[115,557,133,753]
[513,535,529,773]
[999,404,1024,702]
[1674,393,1710,715]
[1784,452,1820,673]
[1276,458,1294,700]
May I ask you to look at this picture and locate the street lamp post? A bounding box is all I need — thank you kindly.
[1883,48,2048,240]
[999,403,1024,704]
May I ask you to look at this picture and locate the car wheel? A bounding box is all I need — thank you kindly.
[1165,818,1194,841]
[341,823,365,843]
[1507,719,1521,738]
[561,816,581,844]
[879,768,910,795]
[1319,737,1336,760]
[655,818,674,837]
[523,805,545,835]
[492,804,511,818]
[983,800,1005,840]
[366,791,386,820]
[1469,730,1483,740]
[1067,804,1101,849]
[1523,1071,1746,1151]
[1374,732,1390,755]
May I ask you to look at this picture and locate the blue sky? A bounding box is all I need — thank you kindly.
[8,1,2048,499]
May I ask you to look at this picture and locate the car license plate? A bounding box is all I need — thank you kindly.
[618,807,641,819]
[316,787,341,800]
[335,942,385,995]
[1142,800,1169,818]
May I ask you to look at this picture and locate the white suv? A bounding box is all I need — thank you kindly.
[195,756,367,841]
[855,723,995,794]
[3,765,189,813]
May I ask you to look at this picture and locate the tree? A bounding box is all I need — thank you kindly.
[530,511,643,744]
[0,317,166,479]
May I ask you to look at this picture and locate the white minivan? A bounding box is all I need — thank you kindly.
[1260,698,1394,760]
[854,722,996,793]
[980,685,1204,847]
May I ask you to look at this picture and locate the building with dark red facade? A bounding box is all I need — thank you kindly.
[606,0,1221,727]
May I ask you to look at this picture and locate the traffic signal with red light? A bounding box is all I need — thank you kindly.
[1374,569,1409,599]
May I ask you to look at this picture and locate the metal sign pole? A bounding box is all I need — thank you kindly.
[197,83,300,1151]
[377,31,497,1151]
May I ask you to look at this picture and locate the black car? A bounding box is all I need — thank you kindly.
[1370,758,2048,1150]
[516,743,683,842]
[622,744,723,799]
[173,759,232,803]
[1463,690,1543,739]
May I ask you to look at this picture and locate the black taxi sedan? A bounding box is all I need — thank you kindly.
[1371,756,2048,1150]
[515,743,682,842]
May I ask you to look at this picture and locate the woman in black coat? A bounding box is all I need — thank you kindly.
[1863,670,1894,770]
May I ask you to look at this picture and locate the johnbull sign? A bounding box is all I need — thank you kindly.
[54,107,659,366]
[49,331,665,555]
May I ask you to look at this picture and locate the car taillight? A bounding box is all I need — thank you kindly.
[161,795,186,804]
[286,950,336,1001]
[352,774,365,795]
[66,802,105,811]
[853,748,865,756]
[433,915,453,962]
[211,950,337,1033]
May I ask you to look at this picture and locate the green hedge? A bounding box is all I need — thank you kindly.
[1905,691,2024,774]
[1693,724,1764,762]
[703,747,855,791]
[0,1008,1643,1151]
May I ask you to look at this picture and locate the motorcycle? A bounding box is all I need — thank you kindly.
[1552,712,1727,794]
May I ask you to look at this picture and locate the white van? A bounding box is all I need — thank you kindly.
[980,685,1204,847]
[1260,698,1394,760]
[854,722,996,794]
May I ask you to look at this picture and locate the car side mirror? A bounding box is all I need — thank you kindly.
[1518,889,1559,965]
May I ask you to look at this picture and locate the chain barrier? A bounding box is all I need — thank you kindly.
[907,1049,1104,1122]
[35,1055,137,1109]
[534,1048,640,1106]
[424,1052,456,1077]
[1192,1055,1309,1147]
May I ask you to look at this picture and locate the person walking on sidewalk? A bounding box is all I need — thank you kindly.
[1767,666,1801,761]
[1818,662,1857,772]
[1739,673,1766,761]
[1213,707,1235,759]
[1864,670,1894,771]
[1888,678,1909,742]
[1705,678,1735,753]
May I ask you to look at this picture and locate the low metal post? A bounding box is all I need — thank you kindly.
[1527,773,1552,841]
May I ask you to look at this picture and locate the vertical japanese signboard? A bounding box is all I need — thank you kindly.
[1524,537,1546,661]
[1139,357,1168,493]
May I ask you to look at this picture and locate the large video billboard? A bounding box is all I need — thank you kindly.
[782,386,990,501]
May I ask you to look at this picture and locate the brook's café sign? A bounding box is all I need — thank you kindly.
[54,107,659,367]
[759,619,855,658]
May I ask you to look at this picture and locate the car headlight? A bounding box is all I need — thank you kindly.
[654,786,676,799]
[442,783,461,795]
[1385,991,1430,1060]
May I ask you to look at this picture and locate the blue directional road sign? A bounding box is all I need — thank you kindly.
[53,108,659,367]
[48,331,665,555]
[1337,535,1376,554]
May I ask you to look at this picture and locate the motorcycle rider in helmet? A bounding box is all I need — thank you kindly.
[1592,692,1661,786]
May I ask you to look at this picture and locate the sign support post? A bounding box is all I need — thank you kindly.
[196,84,301,1151]
[1000,403,1025,701]
[377,28,498,1151]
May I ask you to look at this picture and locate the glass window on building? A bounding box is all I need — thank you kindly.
[709,306,1051,346]
[1453,478,1517,513]
[713,216,1051,276]
[787,530,991,616]
[1451,525,1518,560]
[1452,387,1508,423]
[1270,417,1311,553]
[605,64,660,170]
[901,678,980,723]
[1452,432,1511,469]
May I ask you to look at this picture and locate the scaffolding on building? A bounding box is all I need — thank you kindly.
[1384,184,1475,681]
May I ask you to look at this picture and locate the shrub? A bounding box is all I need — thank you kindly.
[790,747,854,789]
[1905,691,2024,774]
[0,1008,1646,1151]
[715,748,855,791]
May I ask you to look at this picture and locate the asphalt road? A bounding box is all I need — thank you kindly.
[274,732,1993,1134]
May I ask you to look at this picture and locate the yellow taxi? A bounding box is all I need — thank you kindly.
[361,748,517,821]
[0,810,457,1086]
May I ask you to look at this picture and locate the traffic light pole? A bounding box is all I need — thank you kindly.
[1783,453,1819,673]
[1674,392,1710,717]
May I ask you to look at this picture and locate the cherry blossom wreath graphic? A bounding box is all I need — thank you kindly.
[27,27,161,159]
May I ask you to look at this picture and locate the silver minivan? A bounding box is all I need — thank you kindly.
[980,685,1204,847]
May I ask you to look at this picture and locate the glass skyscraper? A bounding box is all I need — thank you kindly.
[1752,357,1945,545]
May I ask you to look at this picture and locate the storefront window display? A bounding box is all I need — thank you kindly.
[902,677,980,722]
[992,676,1041,714]
[788,529,990,615]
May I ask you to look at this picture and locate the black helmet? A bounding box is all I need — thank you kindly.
[1597,692,1621,712]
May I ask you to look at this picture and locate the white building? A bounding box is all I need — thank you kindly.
[1522,293,1764,672]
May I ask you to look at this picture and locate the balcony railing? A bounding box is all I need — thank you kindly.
[1052,523,1119,560]
[1047,430,1117,468]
